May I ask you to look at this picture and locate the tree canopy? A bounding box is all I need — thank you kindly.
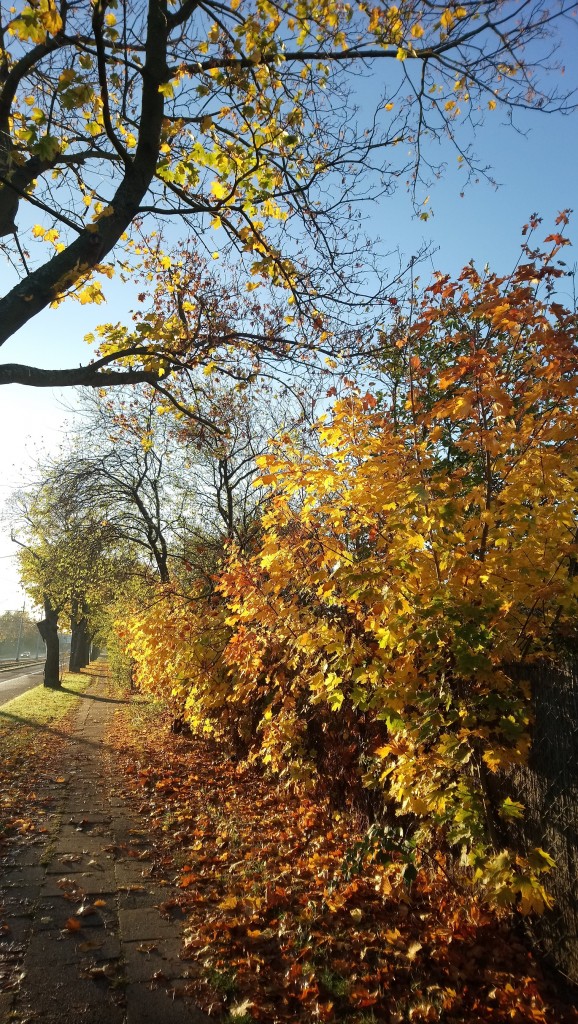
[0,0,576,389]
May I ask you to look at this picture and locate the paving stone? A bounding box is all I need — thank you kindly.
[119,907,180,942]
[59,809,106,821]
[1,865,45,887]
[0,916,33,945]
[25,929,85,966]
[109,823,151,848]
[53,835,111,856]
[41,872,117,897]
[62,788,104,802]
[33,895,116,932]
[0,991,15,1020]
[74,933,122,962]
[123,936,188,983]
[115,861,154,884]
[114,850,154,870]
[117,887,164,910]
[125,982,209,1024]
[65,814,112,827]
[0,889,37,916]
[17,960,126,1024]
[1,846,45,868]
[44,851,115,875]
[58,824,112,841]
[26,929,122,966]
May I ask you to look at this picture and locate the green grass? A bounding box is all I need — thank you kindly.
[0,672,93,730]
[319,967,351,998]
[0,673,94,767]
[205,967,238,996]
[116,690,162,727]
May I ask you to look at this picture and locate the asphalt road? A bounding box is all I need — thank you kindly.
[0,663,45,706]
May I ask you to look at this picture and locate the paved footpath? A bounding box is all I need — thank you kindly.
[0,674,209,1024]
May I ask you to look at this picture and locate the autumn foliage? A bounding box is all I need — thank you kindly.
[116,219,578,913]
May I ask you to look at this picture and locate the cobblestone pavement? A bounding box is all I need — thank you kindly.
[0,674,208,1024]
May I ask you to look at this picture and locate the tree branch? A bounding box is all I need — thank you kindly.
[0,362,160,387]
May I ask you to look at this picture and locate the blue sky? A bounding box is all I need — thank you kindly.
[1,60,577,612]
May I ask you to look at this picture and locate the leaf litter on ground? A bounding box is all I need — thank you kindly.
[106,694,578,1024]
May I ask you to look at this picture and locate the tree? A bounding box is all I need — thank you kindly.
[0,608,40,657]
[133,219,575,908]
[11,467,129,683]
[70,375,298,726]
[0,0,575,389]
[51,375,299,589]
[54,389,193,583]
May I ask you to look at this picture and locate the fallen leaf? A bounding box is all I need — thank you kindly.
[218,895,238,910]
[57,877,81,891]
[76,903,98,917]
[230,999,254,1018]
[406,941,423,961]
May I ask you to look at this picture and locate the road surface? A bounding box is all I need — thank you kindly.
[0,662,45,706]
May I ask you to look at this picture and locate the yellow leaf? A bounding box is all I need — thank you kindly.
[43,2,63,36]
[211,180,228,200]
[218,895,238,910]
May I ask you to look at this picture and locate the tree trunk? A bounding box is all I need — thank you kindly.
[69,598,91,672]
[37,596,60,688]
[78,625,91,669]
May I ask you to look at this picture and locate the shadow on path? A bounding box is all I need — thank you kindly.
[61,685,133,706]
[0,709,115,751]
